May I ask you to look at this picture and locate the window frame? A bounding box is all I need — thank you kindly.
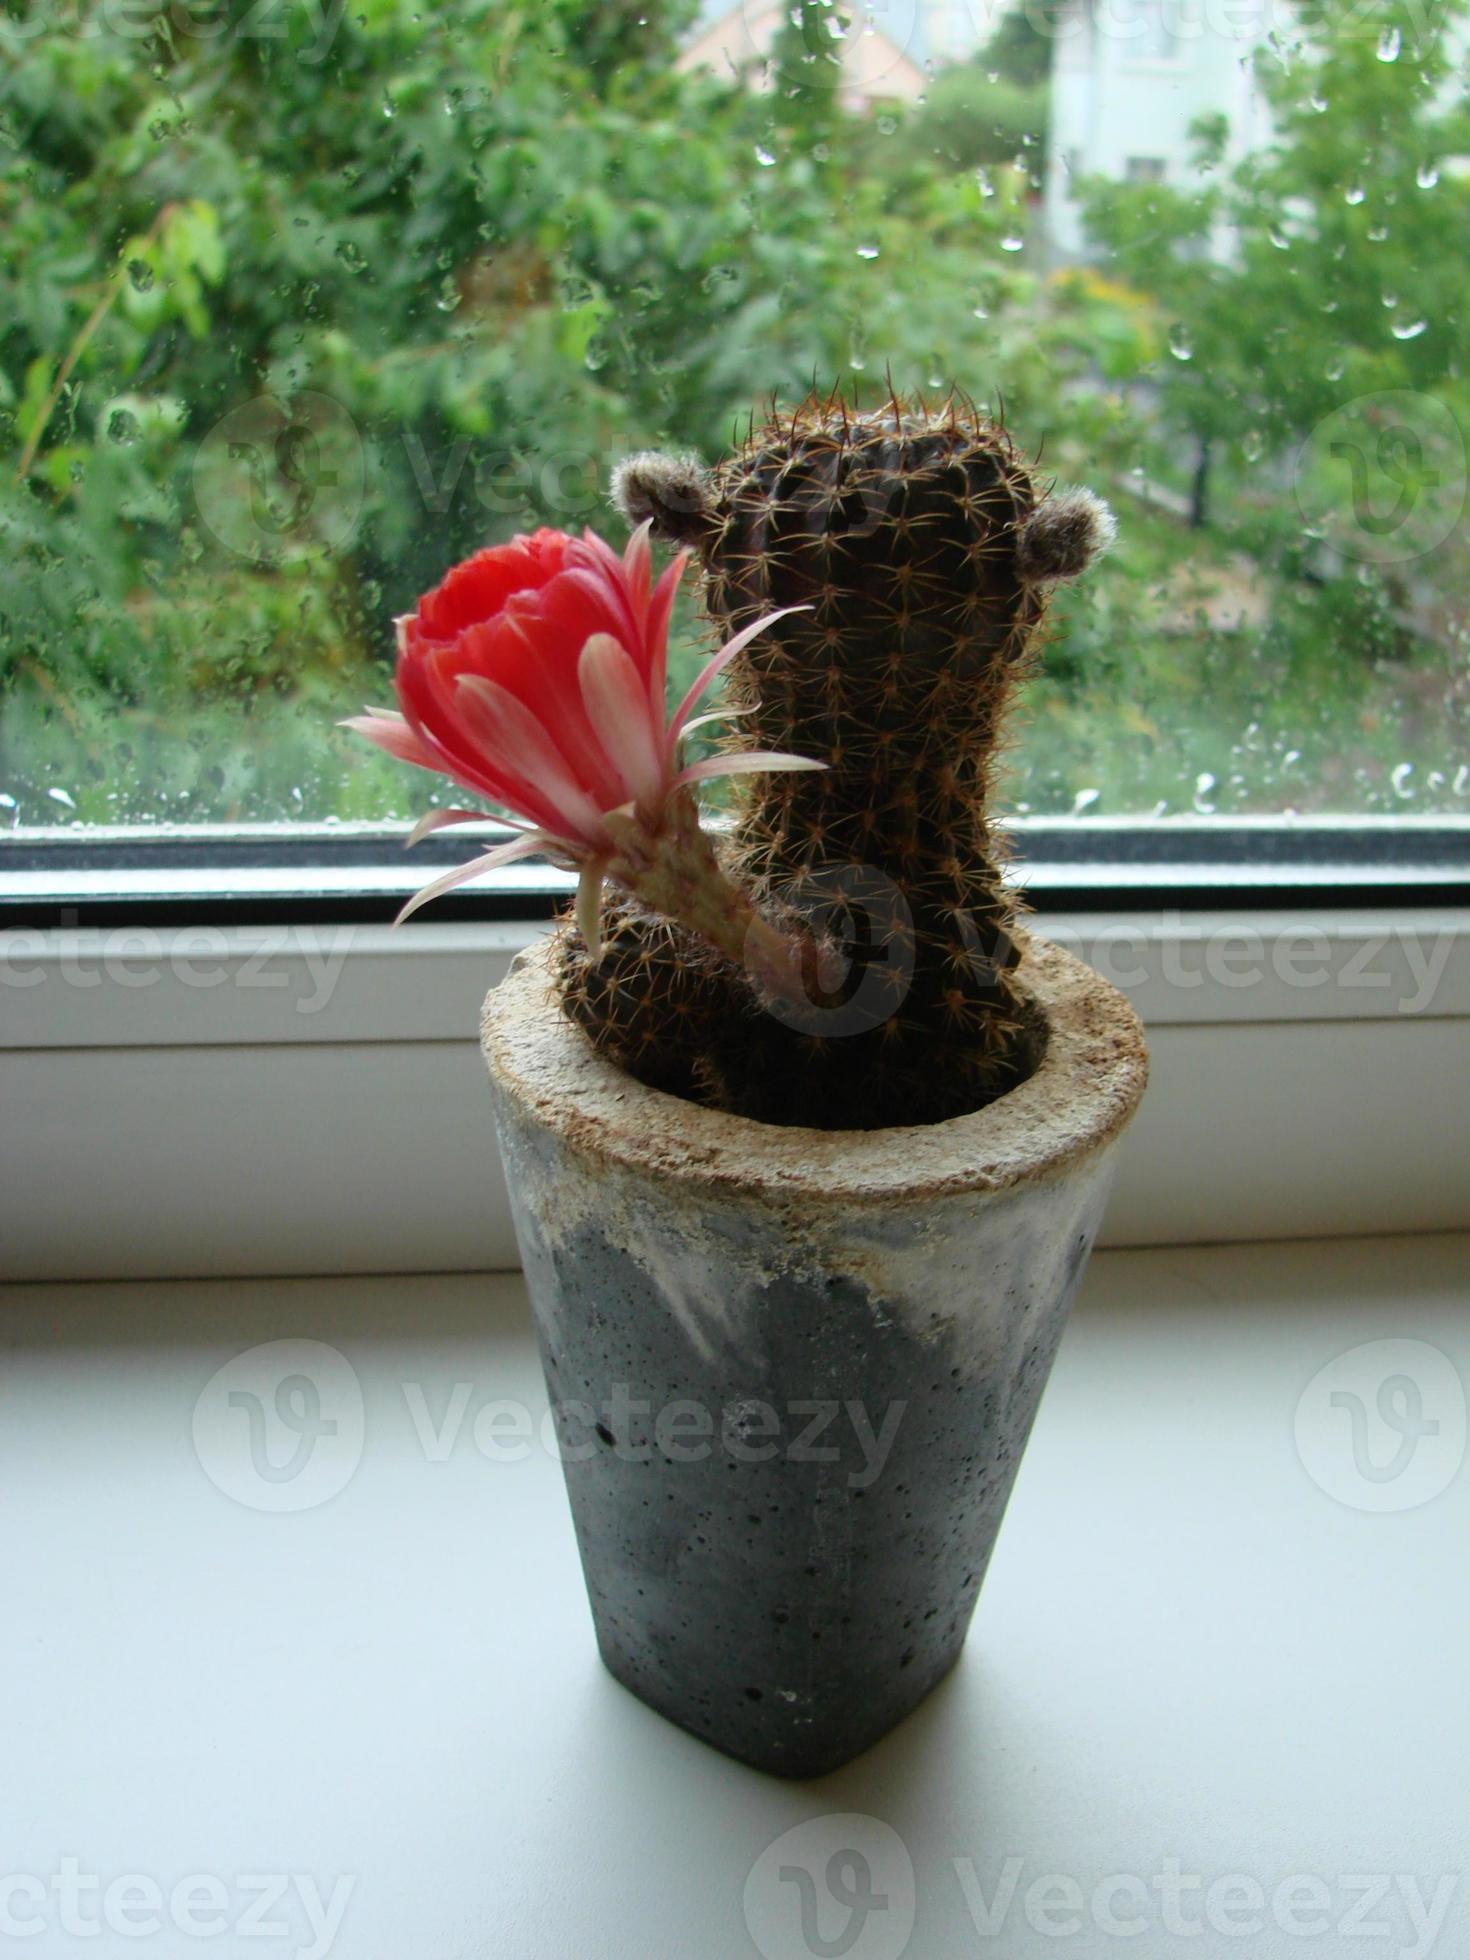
[2,817,1467,929]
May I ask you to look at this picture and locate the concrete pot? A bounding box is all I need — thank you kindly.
[481,934,1147,1777]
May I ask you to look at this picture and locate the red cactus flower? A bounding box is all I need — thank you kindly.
[345,524,821,975]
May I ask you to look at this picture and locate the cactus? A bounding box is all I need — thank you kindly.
[555,388,1113,1130]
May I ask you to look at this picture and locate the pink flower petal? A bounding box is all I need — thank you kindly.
[678,704,755,738]
[646,548,690,710]
[340,710,442,773]
[393,643,524,806]
[405,805,533,849]
[666,605,811,761]
[577,633,665,809]
[622,519,653,620]
[394,830,566,926]
[673,751,828,789]
[565,534,642,652]
[455,675,607,846]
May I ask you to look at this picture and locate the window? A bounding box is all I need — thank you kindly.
[2,0,1466,905]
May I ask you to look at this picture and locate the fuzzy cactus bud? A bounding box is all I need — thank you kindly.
[1015,487,1117,586]
[611,451,718,547]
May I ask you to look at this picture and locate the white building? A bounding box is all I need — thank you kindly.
[1044,0,1272,258]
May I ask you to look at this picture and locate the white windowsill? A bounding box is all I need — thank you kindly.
[3,1234,1466,1955]
[2,908,1468,1281]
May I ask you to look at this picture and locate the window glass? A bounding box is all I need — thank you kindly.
[2,0,1465,831]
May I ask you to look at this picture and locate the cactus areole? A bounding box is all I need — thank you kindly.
[359,390,1147,1775]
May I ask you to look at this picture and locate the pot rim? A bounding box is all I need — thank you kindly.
[481,932,1147,1209]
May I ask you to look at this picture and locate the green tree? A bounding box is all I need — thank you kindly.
[0,0,1040,822]
[979,0,1054,88]
[1081,0,1470,522]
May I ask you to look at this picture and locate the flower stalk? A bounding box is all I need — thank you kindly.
[598,788,829,1012]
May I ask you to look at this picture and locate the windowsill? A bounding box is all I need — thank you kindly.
[4,1232,1466,1953]
[2,903,1468,1279]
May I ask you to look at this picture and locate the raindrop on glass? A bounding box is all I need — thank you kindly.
[1071,787,1100,816]
[755,144,776,167]
[1376,24,1401,59]
[1391,761,1414,797]
[999,232,1024,252]
[1192,771,1217,815]
[1344,183,1366,205]
[1168,322,1194,361]
[1417,160,1439,189]
[855,243,880,260]
[1391,317,1427,340]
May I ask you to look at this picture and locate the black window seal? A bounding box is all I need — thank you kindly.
[2,817,1467,928]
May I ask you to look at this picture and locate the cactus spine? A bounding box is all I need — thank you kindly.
[557,389,1113,1130]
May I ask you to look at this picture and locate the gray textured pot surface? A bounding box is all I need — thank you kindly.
[482,935,1147,1777]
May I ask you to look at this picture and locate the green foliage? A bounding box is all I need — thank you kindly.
[0,0,1041,821]
[0,0,1465,826]
[1081,0,1470,473]
[767,0,847,152]
[980,0,1055,89]
[900,67,1048,177]
[877,0,1053,179]
[1066,0,1470,797]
